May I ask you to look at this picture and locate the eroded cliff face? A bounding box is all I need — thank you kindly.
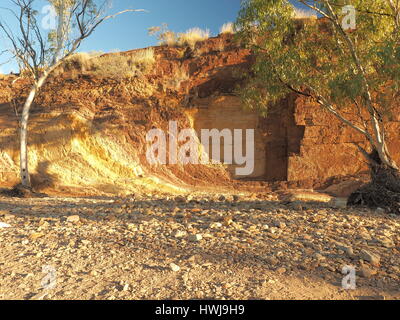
[0,34,399,195]
[289,96,400,188]
[0,35,251,195]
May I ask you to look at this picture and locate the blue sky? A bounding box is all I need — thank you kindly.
[0,0,241,73]
[0,0,308,74]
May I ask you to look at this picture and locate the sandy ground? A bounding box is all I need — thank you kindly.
[0,192,399,300]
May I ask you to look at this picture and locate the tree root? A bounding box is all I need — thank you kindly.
[0,184,46,198]
[348,183,400,214]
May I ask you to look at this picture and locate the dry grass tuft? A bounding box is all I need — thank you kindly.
[159,31,178,46]
[53,48,155,79]
[177,28,210,48]
[165,67,189,91]
[150,24,210,48]
[220,22,235,34]
[293,8,317,20]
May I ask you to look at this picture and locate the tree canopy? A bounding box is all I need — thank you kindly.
[236,0,400,168]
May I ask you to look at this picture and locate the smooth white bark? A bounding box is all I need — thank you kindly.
[19,75,48,187]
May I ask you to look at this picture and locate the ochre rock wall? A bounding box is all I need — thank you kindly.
[188,96,267,179]
[1,34,399,194]
[288,96,400,184]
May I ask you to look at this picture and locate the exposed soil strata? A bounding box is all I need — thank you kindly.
[0,34,399,195]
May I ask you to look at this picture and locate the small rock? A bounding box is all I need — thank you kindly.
[336,243,354,256]
[276,267,286,274]
[175,196,186,203]
[0,222,11,228]
[359,265,376,278]
[265,256,279,266]
[127,224,138,232]
[170,263,181,272]
[359,232,372,241]
[360,249,380,266]
[375,207,386,214]
[314,253,326,261]
[209,222,222,229]
[232,195,240,202]
[289,201,303,211]
[218,195,226,201]
[273,220,286,229]
[29,232,45,240]
[173,230,187,238]
[188,234,203,242]
[268,227,278,234]
[67,215,80,223]
[223,216,233,226]
[377,238,394,248]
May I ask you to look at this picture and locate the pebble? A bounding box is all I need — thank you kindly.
[336,243,354,256]
[289,201,303,211]
[29,232,44,240]
[232,195,240,202]
[377,238,394,248]
[360,250,380,266]
[375,207,386,214]
[175,196,186,203]
[127,224,138,231]
[359,265,376,278]
[67,215,80,223]
[209,222,222,229]
[173,230,187,238]
[188,234,203,242]
[276,267,287,274]
[273,220,286,229]
[265,256,279,266]
[170,263,181,272]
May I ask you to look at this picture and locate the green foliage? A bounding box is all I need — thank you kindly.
[236,0,400,118]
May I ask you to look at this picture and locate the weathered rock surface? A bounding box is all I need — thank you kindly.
[1,34,399,196]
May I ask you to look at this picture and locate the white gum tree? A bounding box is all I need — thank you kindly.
[0,0,144,188]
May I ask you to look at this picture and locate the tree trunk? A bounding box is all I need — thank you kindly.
[348,148,400,214]
[19,76,47,187]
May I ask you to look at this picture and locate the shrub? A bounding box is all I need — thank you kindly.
[149,24,211,48]
[159,30,178,46]
[54,48,155,79]
[130,48,155,67]
[177,27,210,48]
[149,23,178,46]
[293,8,317,20]
[220,22,235,34]
[165,67,189,91]
[53,51,102,77]
[89,54,137,79]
